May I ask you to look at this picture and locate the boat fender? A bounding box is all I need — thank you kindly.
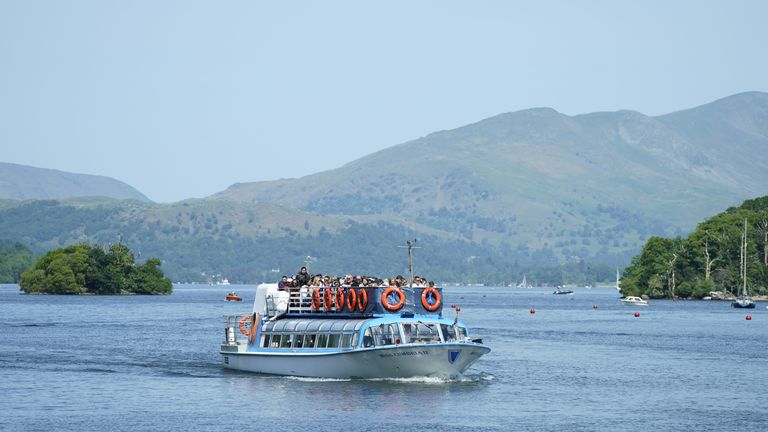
[357,288,368,312]
[346,288,357,311]
[238,314,251,336]
[420,287,441,312]
[381,286,406,311]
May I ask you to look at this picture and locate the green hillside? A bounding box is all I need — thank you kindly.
[212,92,768,265]
[0,198,613,285]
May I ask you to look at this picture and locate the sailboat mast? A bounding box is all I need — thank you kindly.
[742,218,747,297]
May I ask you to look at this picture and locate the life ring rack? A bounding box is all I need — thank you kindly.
[381,286,406,311]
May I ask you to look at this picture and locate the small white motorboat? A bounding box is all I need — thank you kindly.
[620,296,649,306]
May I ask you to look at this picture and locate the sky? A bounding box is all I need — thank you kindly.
[1,1,767,203]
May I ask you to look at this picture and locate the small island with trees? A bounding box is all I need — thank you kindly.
[621,196,768,300]
[19,243,172,295]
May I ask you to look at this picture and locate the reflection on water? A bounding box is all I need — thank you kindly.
[1,284,766,431]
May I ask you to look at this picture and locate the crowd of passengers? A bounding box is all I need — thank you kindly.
[277,266,435,290]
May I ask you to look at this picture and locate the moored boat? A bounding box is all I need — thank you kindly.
[220,283,489,379]
[620,296,648,306]
[225,292,242,301]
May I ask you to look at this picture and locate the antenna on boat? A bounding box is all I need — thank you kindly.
[399,239,420,287]
[304,256,315,273]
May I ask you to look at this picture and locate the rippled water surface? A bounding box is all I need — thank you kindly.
[1,284,766,431]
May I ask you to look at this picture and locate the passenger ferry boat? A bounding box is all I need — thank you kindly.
[220,278,490,379]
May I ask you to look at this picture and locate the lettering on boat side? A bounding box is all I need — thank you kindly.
[378,350,430,358]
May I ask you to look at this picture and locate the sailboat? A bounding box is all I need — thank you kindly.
[732,219,755,309]
[517,275,531,288]
[615,268,621,292]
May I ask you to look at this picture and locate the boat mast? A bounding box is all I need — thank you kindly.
[742,219,747,297]
[400,239,420,288]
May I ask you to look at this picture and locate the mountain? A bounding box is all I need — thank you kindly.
[0,162,150,202]
[210,92,768,264]
[2,92,767,284]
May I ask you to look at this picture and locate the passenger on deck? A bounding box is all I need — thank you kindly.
[278,275,288,291]
[295,266,310,287]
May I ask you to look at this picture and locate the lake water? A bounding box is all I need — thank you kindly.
[1,284,766,431]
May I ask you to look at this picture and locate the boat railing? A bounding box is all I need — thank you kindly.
[222,314,252,345]
[264,287,360,316]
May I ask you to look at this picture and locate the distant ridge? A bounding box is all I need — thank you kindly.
[209,91,768,262]
[0,162,151,202]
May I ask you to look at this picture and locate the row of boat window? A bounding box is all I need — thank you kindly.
[259,322,467,349]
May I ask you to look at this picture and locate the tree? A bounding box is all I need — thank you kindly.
[19,243,171,295]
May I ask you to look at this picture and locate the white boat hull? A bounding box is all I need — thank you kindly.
[221,343,490,379]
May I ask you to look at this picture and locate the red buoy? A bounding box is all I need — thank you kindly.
[450,304,456,309]
[530,308,536,315]
[455,307,461,312]
[634,312,640,318]
[746,315,752,321]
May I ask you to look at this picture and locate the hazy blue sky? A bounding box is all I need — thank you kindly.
[2,1,767,202]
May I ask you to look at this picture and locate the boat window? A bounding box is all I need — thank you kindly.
[328,333,341,349]
[341,333,352,348]
[352,332,359,348]
[413,323,441,344]
[401,323,413,344]
[294,334,304,348]
[457,326,467,339]
[363,328,374,347]
[280,334,293,348]
[261,334,271,348]
[440,324,456,342]
[305,334,317,348]
[370,325,383,346]
[317,334,328,348]
[378,324,400,346]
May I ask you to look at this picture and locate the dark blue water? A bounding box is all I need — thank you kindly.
[1,284,766,431]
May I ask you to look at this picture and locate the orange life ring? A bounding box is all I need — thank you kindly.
[381,286,406,311]
[334,288,345,311]
[311,289,321,310]
[238,314,251,336]
[357,288,368,312]
[346,288,357,311]
[421,287,441,312]
[323,288,332,311]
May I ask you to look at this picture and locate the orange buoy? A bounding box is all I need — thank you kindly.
[634,312,640,318]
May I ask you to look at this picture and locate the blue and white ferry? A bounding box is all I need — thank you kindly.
[220,281,490,379]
